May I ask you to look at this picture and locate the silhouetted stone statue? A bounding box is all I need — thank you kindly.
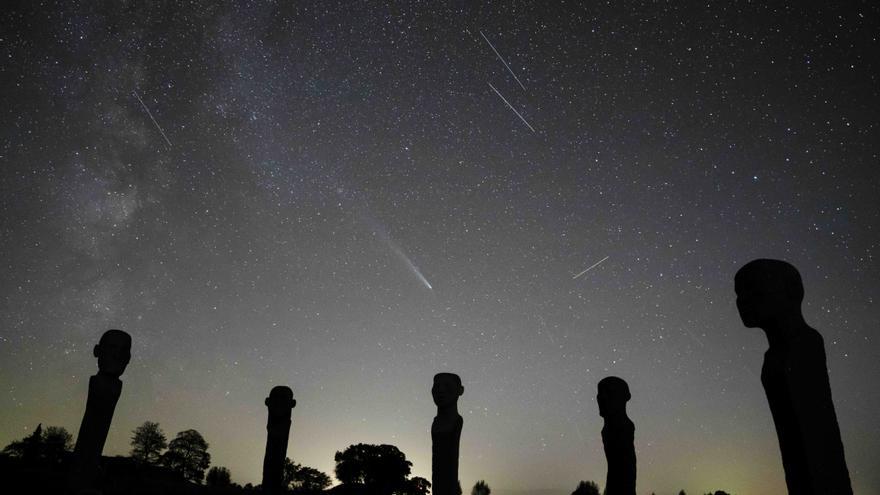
[735,259,852,495]
[597,376,636,495]
[69,329,132,494]
[262,385,296,494]
[431,372,464,495]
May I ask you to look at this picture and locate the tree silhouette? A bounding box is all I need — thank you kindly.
[2,424,73,464]
[472,480,491,495]
[130,421,167,464]
[282,457,332,493]
[206,466,232,487]
[572,480,600,495]
[404,476,431,495]
[162,429,211,484]
[2,424,43,460]
[42,426,73,463]
[334,443,413,495]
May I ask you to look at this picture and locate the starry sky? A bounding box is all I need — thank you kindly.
[1,2,879,494]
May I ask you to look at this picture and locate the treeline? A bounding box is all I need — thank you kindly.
[470,480,735,495]
[1,423,735,494]
[568,481,733,495]
[0,422,427,494]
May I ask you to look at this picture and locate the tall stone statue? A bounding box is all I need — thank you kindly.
[431,372,464,495]
[262,385,296,494]
[69,329,132,494]
[735,259,852,494]
[597,376,636,495]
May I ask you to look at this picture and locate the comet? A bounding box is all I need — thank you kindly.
[389,240,433,290]
[338,192,434,291]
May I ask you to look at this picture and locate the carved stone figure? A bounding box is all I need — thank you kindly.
[736,259,852,494]
[69,329,132,494]
[597,376,636,495]
[262,385,296,494]
[431,372,464,495]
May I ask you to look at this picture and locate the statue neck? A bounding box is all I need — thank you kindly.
[94,371,122,383]
[436,404,459,417]
[602,407,629,422]
[762,312,808,349]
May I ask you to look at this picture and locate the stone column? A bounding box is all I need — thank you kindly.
[69,329,131,494]
[431,372,464,495]
[598,376,636,495]
[262,385,296,494]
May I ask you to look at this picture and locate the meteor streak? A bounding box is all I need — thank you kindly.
[572,256,609,280]
[132,90,172,148]
[487,82,536,133]
[479,30,527,91]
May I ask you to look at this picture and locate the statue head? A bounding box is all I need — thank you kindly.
[734,259,804,329]
[265,385,296,412]
[597,376,630,418]
[93,329,131,378]
[432,372,464,409]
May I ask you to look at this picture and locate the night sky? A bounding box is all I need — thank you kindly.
[1,2,879,494]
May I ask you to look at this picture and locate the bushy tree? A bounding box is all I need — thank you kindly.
[334,443,413,495]
[42,426,73,463]
[162,429,211,483]
[43,426,74,451]
[2,424,73,463]
[282,457,332,493]
[130,421,167,464]
[472,480,491,495]
[403,476,431,495]
[572,480,600,495]
[2,424,42,460]
[206,466,232,487]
